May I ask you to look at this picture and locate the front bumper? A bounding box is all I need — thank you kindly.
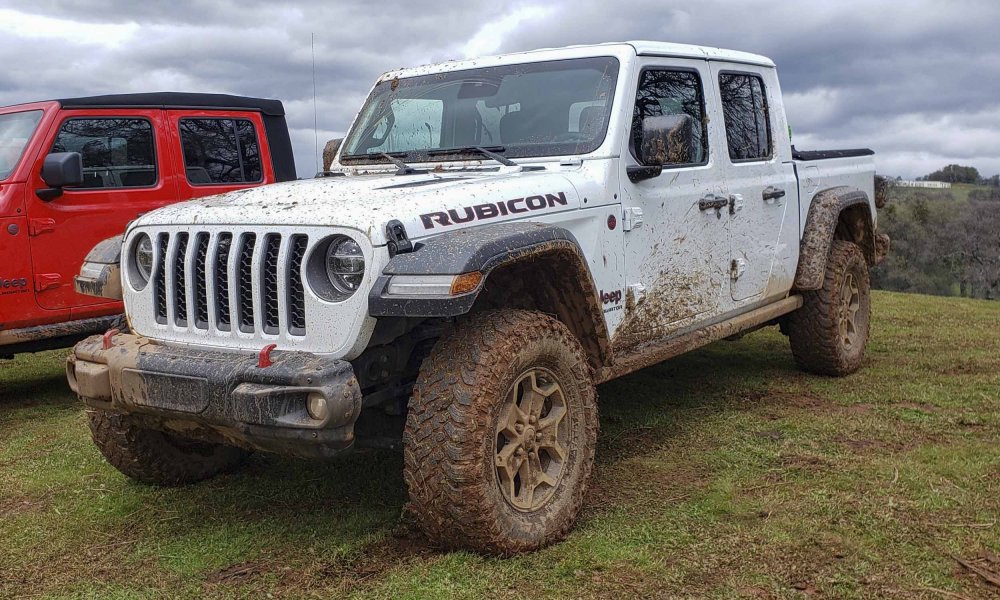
[67,333,363,458]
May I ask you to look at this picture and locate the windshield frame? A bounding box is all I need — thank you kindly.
[0,109,44,181]
[340,56,621,166]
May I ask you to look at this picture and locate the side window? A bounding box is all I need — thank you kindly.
[179,118,263,185]
[719,73,771,161]
[51,118,156,188]
[631,69,708,167]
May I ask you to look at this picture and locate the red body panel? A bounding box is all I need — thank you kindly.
[0,102,281,345]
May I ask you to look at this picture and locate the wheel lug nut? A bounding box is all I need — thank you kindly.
[515,423,524,432]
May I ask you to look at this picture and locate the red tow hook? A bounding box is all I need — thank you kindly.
[102,328,120,350]
[258,343,278,368]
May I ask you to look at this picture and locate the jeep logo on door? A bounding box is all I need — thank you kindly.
[420,191,569,229]
[0,277,29,295]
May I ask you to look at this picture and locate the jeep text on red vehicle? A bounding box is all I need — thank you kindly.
[0,93,296,357]
[68,43,889,555]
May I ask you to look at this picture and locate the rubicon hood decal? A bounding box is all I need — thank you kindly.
[420,192,569,229]
[132,170,582,245]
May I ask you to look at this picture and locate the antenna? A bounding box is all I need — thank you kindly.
[312,32,319,174]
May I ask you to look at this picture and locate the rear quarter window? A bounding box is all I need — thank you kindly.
[719,72,772,161]
[179,118,262,185]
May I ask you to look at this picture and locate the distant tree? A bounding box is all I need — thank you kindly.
[924,164,981,184]
[873,184,1000,300]
[969,187,1000,202]
[950,200,1000,299]
[986,174,1000,188]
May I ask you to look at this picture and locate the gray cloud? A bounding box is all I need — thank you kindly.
[1,0,998,178]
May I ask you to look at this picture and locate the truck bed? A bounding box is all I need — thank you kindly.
[792,148,877,233]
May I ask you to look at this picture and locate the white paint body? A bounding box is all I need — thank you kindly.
[120,42,876,359]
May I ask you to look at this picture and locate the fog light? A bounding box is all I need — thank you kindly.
[307,392,329,421]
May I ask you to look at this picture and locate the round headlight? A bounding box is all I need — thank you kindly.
[325,236,365,294]
[133,233,153,285]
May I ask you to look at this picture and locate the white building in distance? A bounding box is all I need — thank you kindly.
[895,180,952,189]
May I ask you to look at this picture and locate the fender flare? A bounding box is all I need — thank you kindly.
[74,234,124,300]
[794,186,875,291]
[370,222,592,316]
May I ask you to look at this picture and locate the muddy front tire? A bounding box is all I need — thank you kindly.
[87,409,249,486]
[403,309,598,555]
[788,240,871,376]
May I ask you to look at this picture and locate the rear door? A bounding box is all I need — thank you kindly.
[164,111,274,200]
[25,109,177,311]
[709,63,797,304]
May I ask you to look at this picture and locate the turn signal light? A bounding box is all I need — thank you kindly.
[450,271,483,295]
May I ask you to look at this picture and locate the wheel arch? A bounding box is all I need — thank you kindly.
[794,186,877,291]
[369,222,611,373]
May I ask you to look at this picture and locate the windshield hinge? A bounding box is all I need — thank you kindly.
[385,220,413,257]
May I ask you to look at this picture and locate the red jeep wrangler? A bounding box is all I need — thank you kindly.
[0,93,296,358]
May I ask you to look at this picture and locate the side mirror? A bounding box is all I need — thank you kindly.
[42,152,84,187]
[38,152,84,200]
[627,114,699,183]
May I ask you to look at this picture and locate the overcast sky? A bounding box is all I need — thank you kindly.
[2,0,998,179]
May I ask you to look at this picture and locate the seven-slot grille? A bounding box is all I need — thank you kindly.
[150,231,309,336]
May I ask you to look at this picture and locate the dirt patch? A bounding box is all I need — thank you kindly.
[779,453,833,472]
[200,529,435,595]
[937,358,996,376]
[753,429,785,442]
[587,462,708,512]
[895,402,939,414]
[0,493,49,517]
[204,559,275,585]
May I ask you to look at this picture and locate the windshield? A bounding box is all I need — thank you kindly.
[0,110,43,180]
[341,56,620,164]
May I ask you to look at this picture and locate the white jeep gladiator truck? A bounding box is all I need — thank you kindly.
[67,41,888,555]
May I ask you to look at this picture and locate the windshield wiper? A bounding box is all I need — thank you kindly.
[380,152,419,175]
[427,145,518,167]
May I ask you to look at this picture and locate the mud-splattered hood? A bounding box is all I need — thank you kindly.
[134,169,584,245]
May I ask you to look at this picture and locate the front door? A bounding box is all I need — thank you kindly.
[616,58,732,349]
[26,110,176,310]
[710,63,798,303]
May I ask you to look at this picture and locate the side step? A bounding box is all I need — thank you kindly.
[598,296,803,383]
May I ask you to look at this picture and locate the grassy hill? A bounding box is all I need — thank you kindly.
[1,291,998,599]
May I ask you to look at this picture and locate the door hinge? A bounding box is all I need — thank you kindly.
[29,218,56,236]
[627,283,646,303]
[35,273,61,292]
[730,259,747,281]
[623,207,644,231]
[728,193,744,215]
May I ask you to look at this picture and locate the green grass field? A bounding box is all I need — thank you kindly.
[1,291,998,599]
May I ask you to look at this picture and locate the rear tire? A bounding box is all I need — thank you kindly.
[403,309,598,555]
[788,240,871,376]
[87,409,249,486]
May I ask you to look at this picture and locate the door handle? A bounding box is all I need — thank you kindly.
[762,186,786,203]
[699,194,729,211]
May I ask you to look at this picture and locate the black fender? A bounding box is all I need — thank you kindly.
[794,187,876,291]
[370,222,588,317]
[369,221,613,371]
[74,234,124,300]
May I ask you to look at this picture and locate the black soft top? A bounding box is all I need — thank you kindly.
[56,92,285,117]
